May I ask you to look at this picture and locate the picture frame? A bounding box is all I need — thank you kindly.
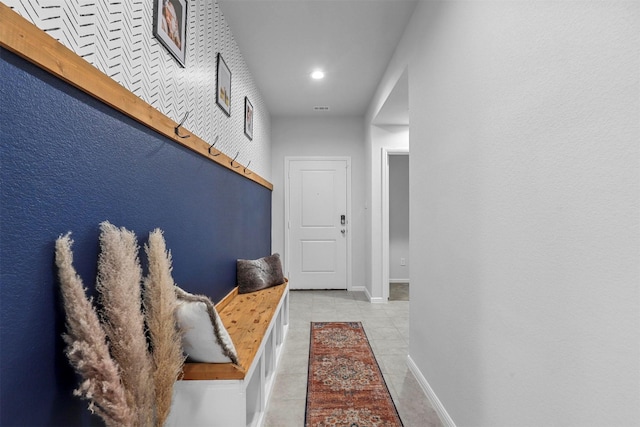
[153,0,187,67]
[244,97,254,140]
[216,53,232,116]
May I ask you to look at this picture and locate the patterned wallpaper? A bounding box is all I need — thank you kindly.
[4,0,272,181]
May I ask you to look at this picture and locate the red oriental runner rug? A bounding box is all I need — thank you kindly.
[305,322,404,427]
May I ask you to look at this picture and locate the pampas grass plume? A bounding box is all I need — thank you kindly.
[55,233,134,427]
[143,229,184,426]
[96,222,155,427]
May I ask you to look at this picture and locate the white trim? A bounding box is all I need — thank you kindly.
[406,355,456,427]
[389,279,410,284]
[364,286,386,304]
[381,148,410,302]
[363,286,373,302]
[284,156,352,291]
[350,285,366,293]
[362,286,385,303]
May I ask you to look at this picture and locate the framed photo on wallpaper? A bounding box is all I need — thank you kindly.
[216,53,232,116]
[153,0,187,67]
[244,97,254,140]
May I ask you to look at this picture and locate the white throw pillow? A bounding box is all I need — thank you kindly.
[174,287,239,364]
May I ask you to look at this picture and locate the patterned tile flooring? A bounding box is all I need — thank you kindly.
[263,290,443,427]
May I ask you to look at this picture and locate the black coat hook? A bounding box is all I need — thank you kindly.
[230,151,240,168]
[244,160,252,175]
[175,111,190,139]
[208,135,220,156]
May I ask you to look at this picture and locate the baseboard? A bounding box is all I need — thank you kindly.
[350,285,366,293]
[359,286,386,303]
[389,279,410,284]
[362,286,384,304]
[406,355,456,427]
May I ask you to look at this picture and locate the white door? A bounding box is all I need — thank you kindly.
[286,158,349,290]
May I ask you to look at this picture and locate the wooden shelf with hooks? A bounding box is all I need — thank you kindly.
[0,4,273,191]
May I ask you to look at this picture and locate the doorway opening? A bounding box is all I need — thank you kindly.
[382,149,410,302]
[388,153,410,301]
[375,67,410,303]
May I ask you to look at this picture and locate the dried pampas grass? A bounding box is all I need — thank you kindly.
[96,221,155,427]
[143,229,184,426]
[57,223,186,426]
[55,233,134,427]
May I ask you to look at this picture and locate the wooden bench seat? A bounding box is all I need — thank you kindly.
[181,281,289,381]
[168,280,290,427]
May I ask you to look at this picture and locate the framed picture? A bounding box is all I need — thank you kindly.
[153,0,187,67]
[244,97,254,140]
[216,53,232,116]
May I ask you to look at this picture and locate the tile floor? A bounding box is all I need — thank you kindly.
[263,289,443,427]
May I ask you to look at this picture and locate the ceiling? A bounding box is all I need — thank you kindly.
[218,0,417,119]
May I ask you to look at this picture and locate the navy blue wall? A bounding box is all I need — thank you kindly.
[0,48,272,426]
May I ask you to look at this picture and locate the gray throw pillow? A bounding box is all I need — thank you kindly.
[237,253,285,294]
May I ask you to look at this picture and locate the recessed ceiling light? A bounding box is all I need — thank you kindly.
[311,70,325,80]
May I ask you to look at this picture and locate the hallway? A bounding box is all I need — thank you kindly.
[263,290,442,427]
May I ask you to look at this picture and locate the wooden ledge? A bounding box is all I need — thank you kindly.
[181,361,246,381]
[181,281,288,381]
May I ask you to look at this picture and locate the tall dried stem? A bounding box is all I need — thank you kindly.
[55,233,134,427]
[143,229,184,426]
[96,222,154,427]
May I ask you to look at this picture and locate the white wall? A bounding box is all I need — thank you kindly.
[271,116,366,290]
[369,1,640,426]
[365,125,409,300]
[389,155,410,281]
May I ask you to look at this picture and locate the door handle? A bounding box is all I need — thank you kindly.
[341,229,346,234]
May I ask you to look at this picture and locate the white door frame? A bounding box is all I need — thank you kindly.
[382,148,410,302]
[284,156,352,290]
